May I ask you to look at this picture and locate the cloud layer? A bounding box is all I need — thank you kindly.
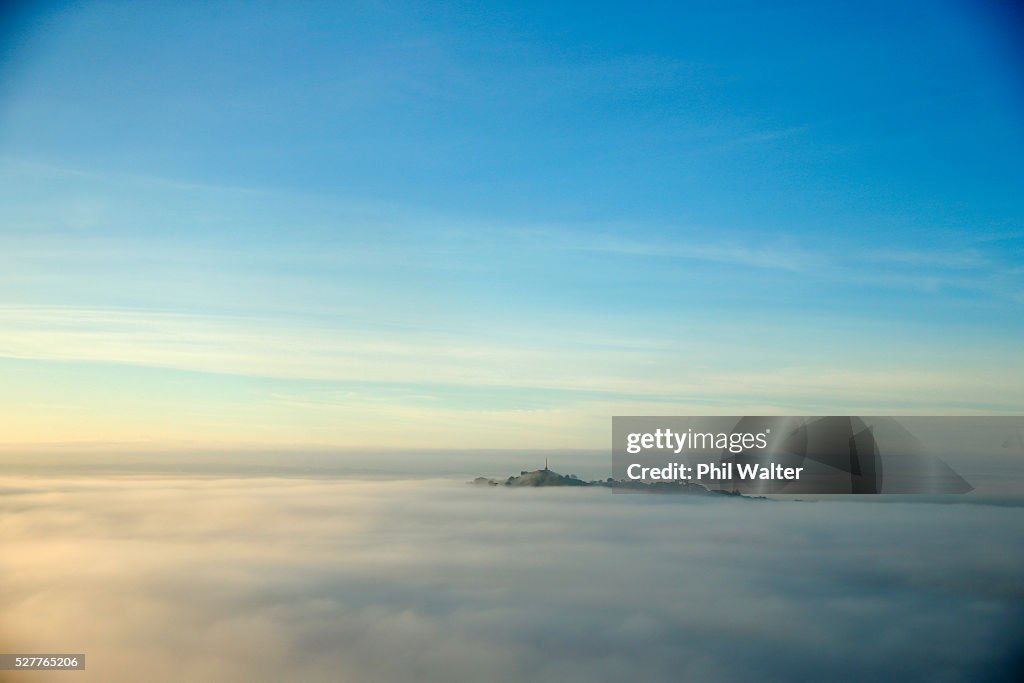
[1,474,1022,682]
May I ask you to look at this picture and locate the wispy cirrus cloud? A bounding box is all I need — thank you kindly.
[2,302,1021,451]
[1,304,1019,403]
[2,157,1022,448]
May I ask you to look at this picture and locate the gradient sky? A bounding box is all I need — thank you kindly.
[1,0,1022,449]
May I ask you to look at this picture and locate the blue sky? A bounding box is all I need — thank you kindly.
[1,1,1021,448]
